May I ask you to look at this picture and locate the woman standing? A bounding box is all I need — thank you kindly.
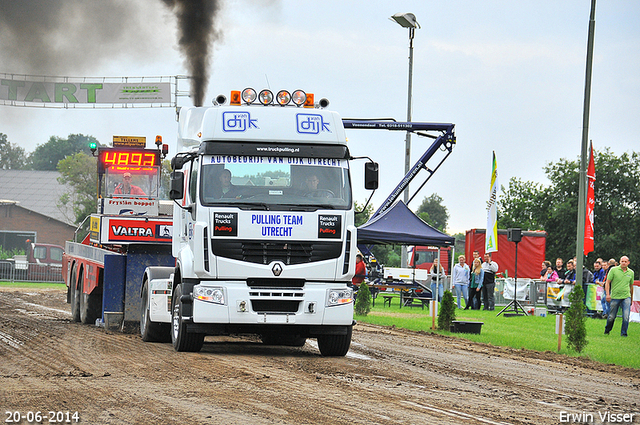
[452,255,470,308]
[429,258,446,302]
[466,258,484,310]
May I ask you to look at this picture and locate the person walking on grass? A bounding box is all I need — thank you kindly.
[604,256,634,337]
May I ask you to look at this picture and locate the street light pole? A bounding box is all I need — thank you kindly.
[391,13,420,267]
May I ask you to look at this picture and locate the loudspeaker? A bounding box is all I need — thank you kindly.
[507,228,522,243]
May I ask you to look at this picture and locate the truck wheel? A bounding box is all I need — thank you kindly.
[140,280,170,343]
[79,272,100,325]
[171,284,204,352]
[317,326,352,357]
[70,264,81,322]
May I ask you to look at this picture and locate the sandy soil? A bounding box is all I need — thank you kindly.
[1,287,638,425]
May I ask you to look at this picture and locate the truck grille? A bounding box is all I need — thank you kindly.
[250,300,301,313]
[212,240,342,265]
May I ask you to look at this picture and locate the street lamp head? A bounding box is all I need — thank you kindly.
[390,13,420,29]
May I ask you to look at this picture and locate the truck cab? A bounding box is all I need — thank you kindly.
[142,88,378,356]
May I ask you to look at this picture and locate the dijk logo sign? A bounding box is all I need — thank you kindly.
[297,114,331,135]
[222,112,258,132]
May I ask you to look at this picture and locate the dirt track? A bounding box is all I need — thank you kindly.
[1,287,639,425]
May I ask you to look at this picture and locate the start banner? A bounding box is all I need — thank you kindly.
[1,75,173,106]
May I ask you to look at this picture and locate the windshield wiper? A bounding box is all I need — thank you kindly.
[231,202,269,210]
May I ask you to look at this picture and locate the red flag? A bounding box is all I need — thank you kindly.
[584,143,595,255]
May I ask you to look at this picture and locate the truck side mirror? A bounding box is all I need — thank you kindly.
[364,162,379,190]
[169,171,185,200]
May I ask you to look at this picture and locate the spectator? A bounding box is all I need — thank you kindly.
[562,260,577,284]
[429,258,446,302]
[540,260,552,278]
[452,255,470,309]
[593,258,608,318]
[604,256,634,337]
[472,250,481,266]
[465,258,484,310]
[352,254,366,287]
[543,265,558,283]
[554,258,567,282]
[481,253,499,311]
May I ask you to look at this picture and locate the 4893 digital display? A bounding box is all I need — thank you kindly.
[99,149,159,167]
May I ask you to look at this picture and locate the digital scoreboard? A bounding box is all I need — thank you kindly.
[99,149,159,167]
[97,147,160,175]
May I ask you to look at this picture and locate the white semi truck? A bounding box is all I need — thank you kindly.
[141,88,378,356]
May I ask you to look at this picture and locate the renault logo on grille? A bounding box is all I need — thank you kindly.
[272,263,283,276]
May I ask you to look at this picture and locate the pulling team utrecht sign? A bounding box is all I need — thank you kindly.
[0,79,171,104]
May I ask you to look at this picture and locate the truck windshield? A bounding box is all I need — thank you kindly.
[200,155,351,209]
[105,166,160,199]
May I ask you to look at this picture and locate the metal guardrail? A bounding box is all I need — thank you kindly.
[0,260,64,283]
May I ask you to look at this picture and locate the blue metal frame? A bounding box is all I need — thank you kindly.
[342,120,455,219]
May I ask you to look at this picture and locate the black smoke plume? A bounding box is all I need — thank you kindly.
[162,0,221,107]
[0,1,162,75]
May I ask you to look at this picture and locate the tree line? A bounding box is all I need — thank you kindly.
[4,130,637,276]
[497,148,639,279]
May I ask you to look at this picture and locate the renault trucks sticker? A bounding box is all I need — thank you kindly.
[214,212,238,236]
[296,113,331,135]
[222,111,258,132]
[318,215,341,239]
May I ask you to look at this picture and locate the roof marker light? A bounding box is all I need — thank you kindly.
[229,91,241,105]
[242,88,257,104]
[304,93,315,108]
[276,90,291,106]
[258,89,273,105]
[292,90,306,106]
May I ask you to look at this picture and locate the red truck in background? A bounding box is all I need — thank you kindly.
[464,228,547,279]
[408,246,451,274]
[0,241,64,282]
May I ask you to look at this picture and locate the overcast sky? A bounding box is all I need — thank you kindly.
[1,0,638,234]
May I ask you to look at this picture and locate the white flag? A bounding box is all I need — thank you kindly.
[486,152,498,253]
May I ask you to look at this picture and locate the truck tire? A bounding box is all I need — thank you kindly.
[171,284,204,352]
[140,280,171,343]
[79,271,100,325]
[316,326,352,357]
[70,264,81,322]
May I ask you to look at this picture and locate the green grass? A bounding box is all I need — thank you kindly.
[357,298,640,369]
[0,281,67,290]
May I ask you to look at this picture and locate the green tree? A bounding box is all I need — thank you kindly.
[437,290,456,331]
[497,177,546,231]
[30,133,100,170]
[57,152,98,226]
[354,283,372,316]
[497,148,640,278]
[354,200,374,227]
[0,133,28,169]
[416,193,449,232]
[565,284,588,352]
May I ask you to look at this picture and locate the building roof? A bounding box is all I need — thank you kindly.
[0,170,76,226]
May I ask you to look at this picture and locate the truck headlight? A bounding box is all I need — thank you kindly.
[194,285,225,305]
[326,288,353,307]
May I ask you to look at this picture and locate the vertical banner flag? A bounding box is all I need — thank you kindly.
[584,142,595,255]
[486,151,499,253]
